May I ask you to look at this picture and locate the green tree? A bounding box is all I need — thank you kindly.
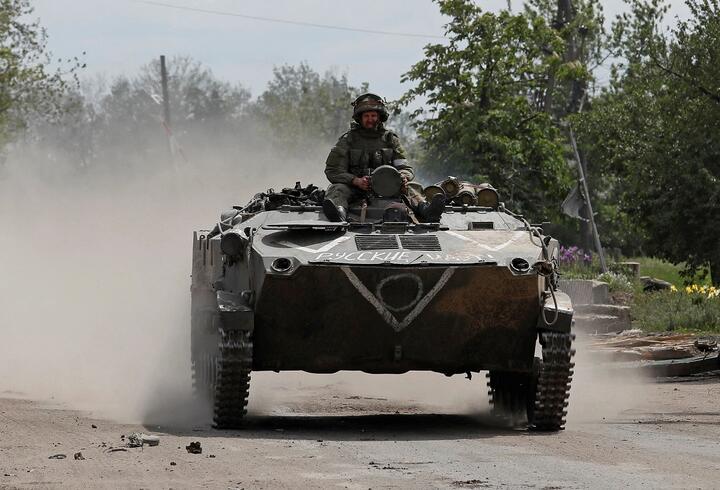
[0,0,81,147]
[100,56,252,166]
[26,56,252,172]
[524,0,608,117]
[577,0,720,284]
[400,0,574,219]
[133,56,251,126]
[253,63,368,158]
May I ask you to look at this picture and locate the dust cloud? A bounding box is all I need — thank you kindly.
[0,137,487,428]
[0,138,647,429]
[0,137,321,425]
[567,334,654,424]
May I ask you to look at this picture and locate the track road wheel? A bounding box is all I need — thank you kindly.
[213,329,253,429]
[486,371,533,427]
[529,331,575,431]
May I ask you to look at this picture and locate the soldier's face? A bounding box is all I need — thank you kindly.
[361,111,379,129]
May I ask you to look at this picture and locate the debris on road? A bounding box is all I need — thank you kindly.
[91,424,97,429]
[73,452,85,460]
[186,441,202,454]
[453,479,491,487]
[48,454,66,459]
[127,434,142,448]
[127,432,160,448]
[624,352,720,378]
[695,338,717,352]
[589,330,720,377]
[105,447,128,453]
[142,434,160,446]
[590,331,717,360]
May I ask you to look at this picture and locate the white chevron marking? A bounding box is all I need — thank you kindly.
[341,266,456,332]
[445,230,527,251]
[278,234,353,253]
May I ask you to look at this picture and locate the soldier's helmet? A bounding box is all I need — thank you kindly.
[352,93,389,123]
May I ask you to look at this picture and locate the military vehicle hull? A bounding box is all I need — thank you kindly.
[191,200,574,431]
[251,264,538,374]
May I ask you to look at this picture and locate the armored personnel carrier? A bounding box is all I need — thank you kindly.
[191,167,575,431]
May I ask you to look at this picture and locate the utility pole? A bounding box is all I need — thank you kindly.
[159,55,174,165]
[160,55,171,128]
[550,0,594,250]
[569,126,607,272]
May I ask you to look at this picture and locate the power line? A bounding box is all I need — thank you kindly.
[134,0,445,39]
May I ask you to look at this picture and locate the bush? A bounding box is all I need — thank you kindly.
[597,271,635,294]
[632,286,720,332]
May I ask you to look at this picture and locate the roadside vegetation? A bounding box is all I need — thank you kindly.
[557,245,599,280]
[559,251,719,332]
[629,257,712,288]
[632,286,720,333]
[0,0,82,147]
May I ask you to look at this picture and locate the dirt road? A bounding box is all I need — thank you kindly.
[5,142,717,488]
[1,368,719,489]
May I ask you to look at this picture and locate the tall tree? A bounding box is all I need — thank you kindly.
[525,0,607,116]
[22,56,252,174]
[401,0,573,219]
[253,63,368,158]
[133,56,251,127]
[526,0,609,249]
[577,0,720,284]
[0,0,81,148]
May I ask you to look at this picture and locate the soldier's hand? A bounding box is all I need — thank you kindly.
[352,176,371,191]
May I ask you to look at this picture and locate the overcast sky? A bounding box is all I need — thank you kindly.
[31,0,691,101]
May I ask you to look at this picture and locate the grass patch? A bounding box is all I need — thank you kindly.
[628,256,711,288]
[632,289,720,333]
[559,265,598,280]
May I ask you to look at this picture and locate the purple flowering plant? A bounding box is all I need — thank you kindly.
[558,245,596,278]
[558,245,593,265]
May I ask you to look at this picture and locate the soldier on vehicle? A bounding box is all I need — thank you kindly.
[322,93,445,222]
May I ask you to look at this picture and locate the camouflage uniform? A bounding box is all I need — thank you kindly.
[324,121,417,209]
